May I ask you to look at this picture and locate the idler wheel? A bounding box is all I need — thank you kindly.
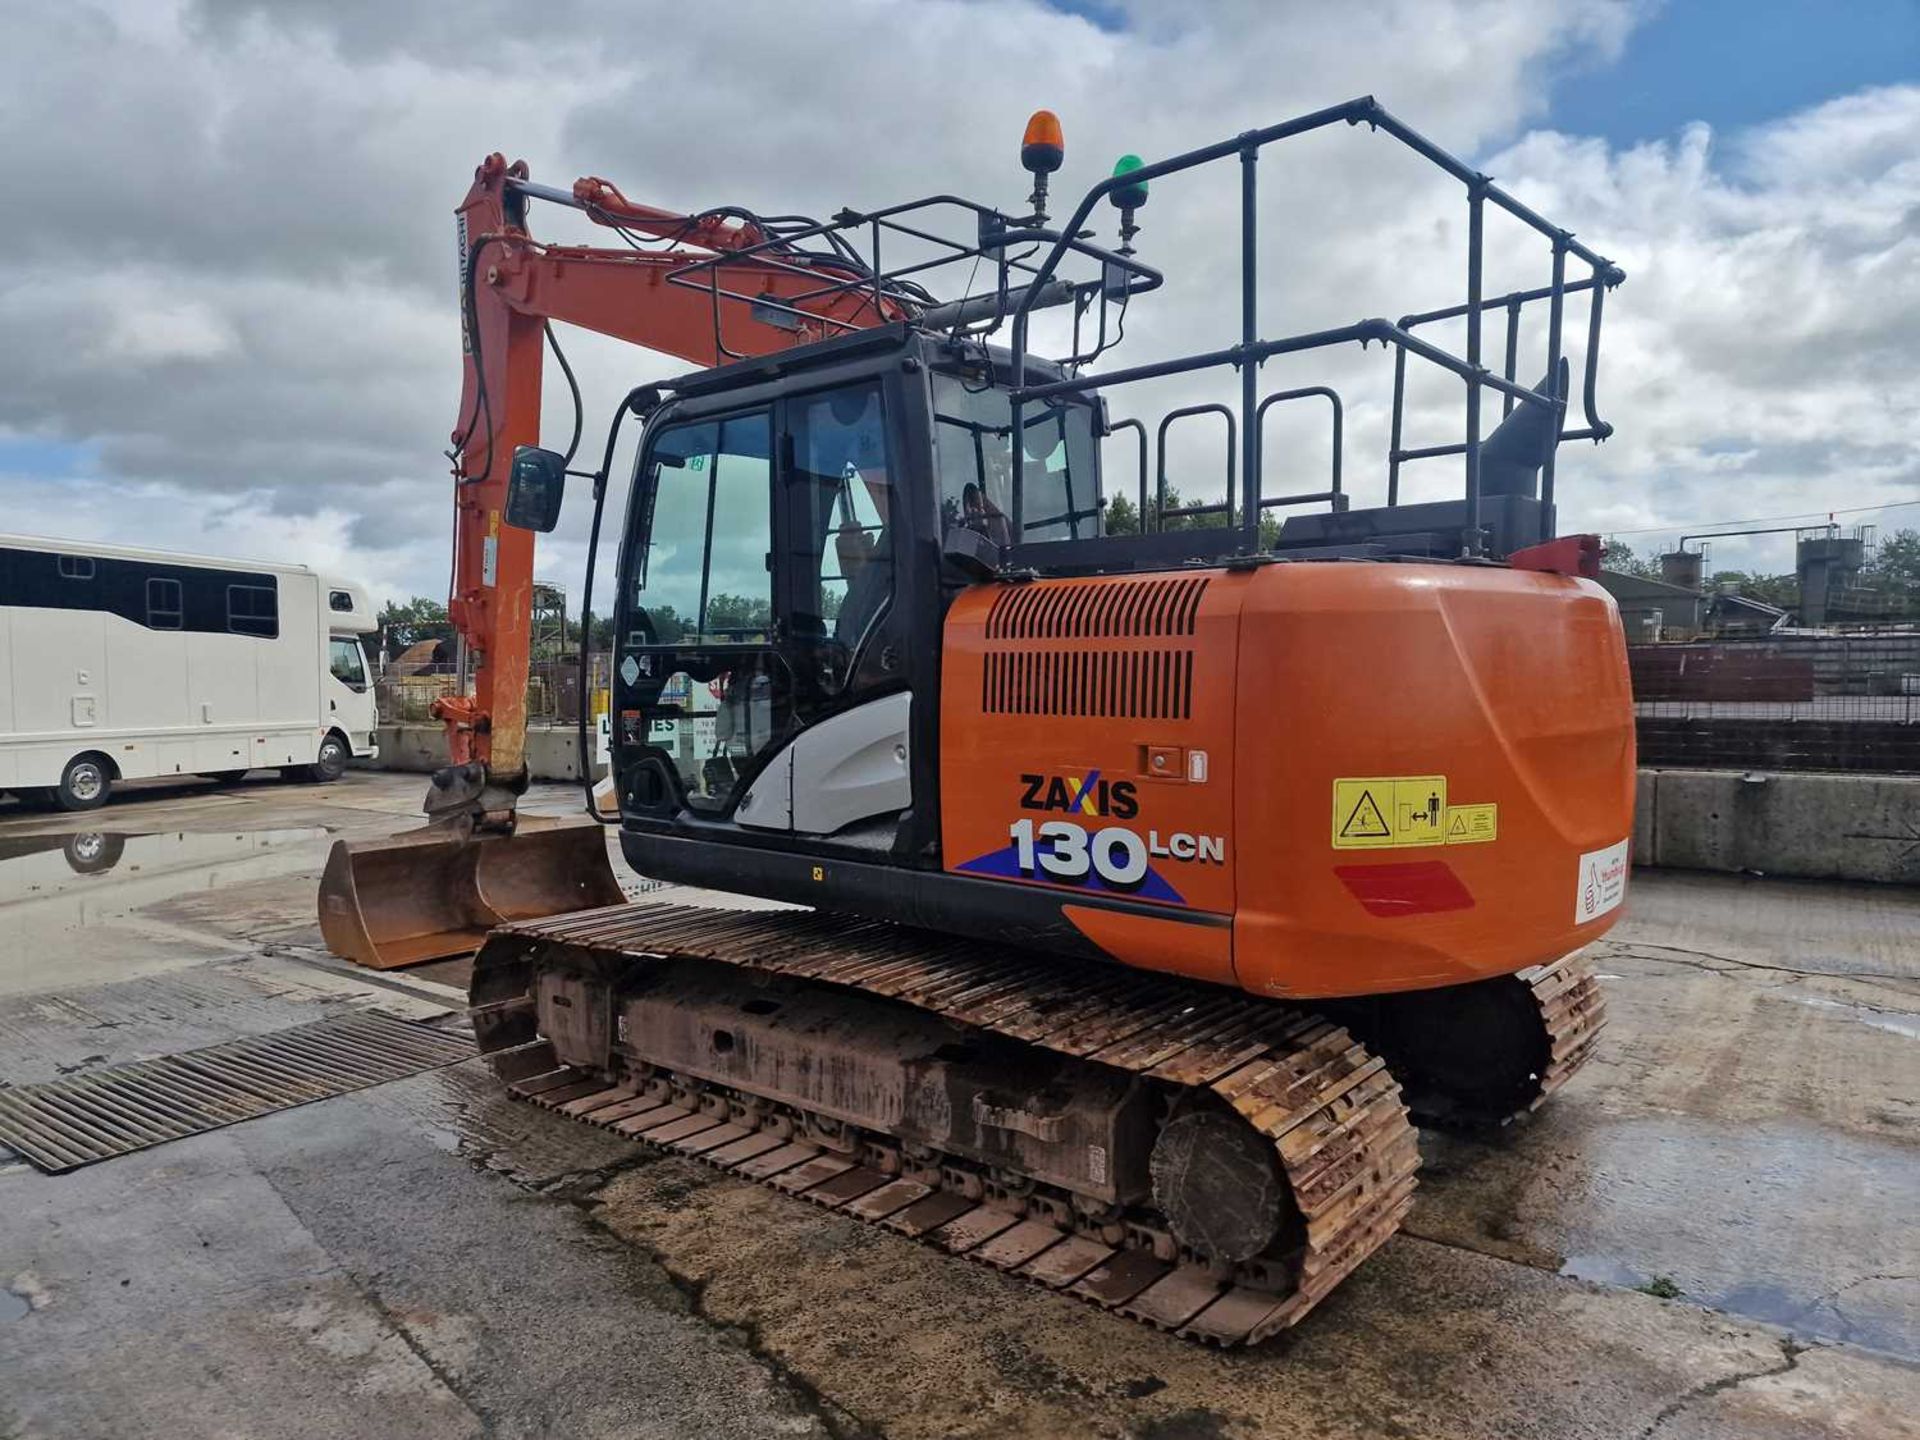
[1149,1109,1289,1264]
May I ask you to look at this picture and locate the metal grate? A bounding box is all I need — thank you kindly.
[982,647,1194,719]
[0,1010,474,1173]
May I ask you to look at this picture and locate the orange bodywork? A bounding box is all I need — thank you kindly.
[940,562,1635,1000]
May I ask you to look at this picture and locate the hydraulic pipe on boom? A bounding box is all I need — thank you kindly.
[318,152,910,968]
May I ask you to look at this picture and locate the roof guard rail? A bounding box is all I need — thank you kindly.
[1005,96,1624,555]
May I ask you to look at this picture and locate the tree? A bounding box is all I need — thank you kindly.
[1862,528,1920,611]
[376,596,450,659]
[1709,570,1798,609]
[1601,540,1661,580]
[1105,482,1282,543]
[703,593,772,637]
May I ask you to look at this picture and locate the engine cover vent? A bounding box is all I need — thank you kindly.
[987,575,1210,641]
[983,648,1194,720]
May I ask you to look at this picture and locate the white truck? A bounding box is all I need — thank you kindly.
[0,533,381,811]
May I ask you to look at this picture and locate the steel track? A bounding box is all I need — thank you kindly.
[471,902,1436,1344]
[469,906,1608,1343]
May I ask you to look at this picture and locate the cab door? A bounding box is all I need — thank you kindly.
[613,407,787,819]
[612,380,910,829]
[326,635,376,744]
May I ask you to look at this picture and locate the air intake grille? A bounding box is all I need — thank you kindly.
[987,575,1210,641]
[983,648,1194,720]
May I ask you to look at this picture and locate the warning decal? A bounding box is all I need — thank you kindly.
[1332,776,1447,850]
[1446,803,1498,845]
[1332,778,1501,850]
[1340,789,1391,841]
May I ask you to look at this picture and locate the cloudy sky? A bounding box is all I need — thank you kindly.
[2,0,1915,600]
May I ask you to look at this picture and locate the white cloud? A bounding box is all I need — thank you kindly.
[0,0,1910,599]
[1486,83,1920,569]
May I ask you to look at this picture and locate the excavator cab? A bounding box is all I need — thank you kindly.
[607,327,1106,840]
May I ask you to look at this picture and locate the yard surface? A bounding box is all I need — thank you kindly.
[1,770,1915,1439]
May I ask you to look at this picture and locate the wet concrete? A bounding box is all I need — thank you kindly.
[0,770,1915,1438]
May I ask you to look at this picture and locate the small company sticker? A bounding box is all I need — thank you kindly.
[1575,838,1630,924]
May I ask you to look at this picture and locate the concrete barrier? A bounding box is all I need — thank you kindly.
[1634,767,1920,884]
[368,730,1917,885]
[371,724,595,783]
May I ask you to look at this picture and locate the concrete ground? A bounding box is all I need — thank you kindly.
[0,770,1914,1439]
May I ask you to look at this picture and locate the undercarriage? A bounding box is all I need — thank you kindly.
[471,903,1605,1343]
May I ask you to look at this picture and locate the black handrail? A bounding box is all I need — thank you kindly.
[1107,417,1149,525]
[1005,96,1623,556]
[514,98,1623,558]
[1154,404,1237,530]
[1254,387,1346,513]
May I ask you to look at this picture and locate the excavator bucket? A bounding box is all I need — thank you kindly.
[318,818,626,970]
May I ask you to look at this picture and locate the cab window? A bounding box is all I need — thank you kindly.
[329,637,368,691]
[630,412,773,645]
[783,382,892,693]
[931,374,1101,543]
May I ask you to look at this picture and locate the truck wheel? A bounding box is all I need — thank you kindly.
[64,831,128,874]
[305,733,350,784]
[56,755,112,812]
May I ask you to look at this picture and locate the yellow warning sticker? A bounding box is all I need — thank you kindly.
[1445,802,1499,845]
[1332,776,1448,850]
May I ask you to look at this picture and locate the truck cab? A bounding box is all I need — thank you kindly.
[321,579,381,769]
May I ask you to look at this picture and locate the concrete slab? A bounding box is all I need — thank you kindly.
[0,770,1914,1438]
[0,1081,834,1440]
[1637,767,1920,883]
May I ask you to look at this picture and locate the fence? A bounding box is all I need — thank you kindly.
[375,656,611,726]
[1630,630,1920,773]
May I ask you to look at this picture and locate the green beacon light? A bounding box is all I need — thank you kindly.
[1110,154,1147,254]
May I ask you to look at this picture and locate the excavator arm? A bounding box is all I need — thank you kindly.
[318,153,910,968]
[441,153,909,819]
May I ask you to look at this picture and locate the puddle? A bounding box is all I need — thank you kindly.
[1559,1253,1647,1290]
[1512,1117,1920,1358]
[0,827,334,980]
[0,827,329,902]
[0,1289,29,1321]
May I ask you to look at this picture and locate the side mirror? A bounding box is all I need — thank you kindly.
[505,446,567,532]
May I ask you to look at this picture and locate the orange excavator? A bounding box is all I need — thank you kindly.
[320,99,1631,1343]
